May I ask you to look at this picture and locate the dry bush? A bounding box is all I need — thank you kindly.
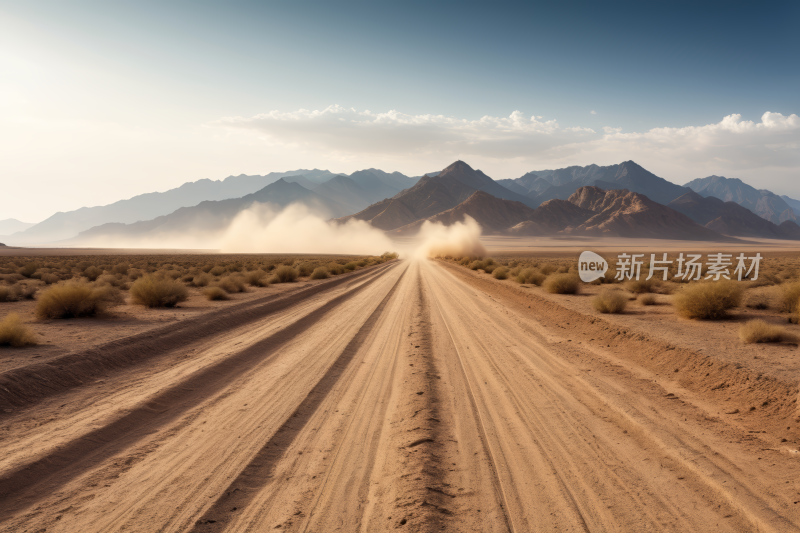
[111,263,130,275]
[245,270,269,287]
[190,273,211,287]
[483,263,497,274]
[492,267,509,280]
[216,276,246,293]
[343,262,357,272]
[273,265,298,283]
[327,263,344,275]
[311,267,329,280]
[97,274,125,287]
[593,289,627,313]
[36,283,122,319]
[0,286,13,302]
[83,266,102,281]
[0,313,37,347]
[543,274,580,294]
[626,278,661,294]
[209,265,226,276]
[674,281,743,320]
[516,268,546,286]
[639,293,657,305]
[130,275,188,308]
[739,320,799,344]
[203,286,229,301]
[539,263,557,275]
[18,262,38,278]
[778,282,800,313]
[40,273,60,285]
[296,262,315,276]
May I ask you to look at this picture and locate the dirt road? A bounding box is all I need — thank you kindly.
[1,259,798,532]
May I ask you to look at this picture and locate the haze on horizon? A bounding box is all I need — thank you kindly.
[1,0,798,222]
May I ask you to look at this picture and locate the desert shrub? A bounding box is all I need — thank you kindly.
[356,260,368,268]
[626,278,661,294]
[0,313,37,346]
[0,286,13,302]
[111,263,130,275]
[311,267,329,280]
[245,269,269,287]
[36,283,122,319]
[778,282,800,313]
[130,275,188,308]
[273,265,298,283]
[294,262,314,276]
[593,289,627,313]
[18,262,38,278]
[516,268,546,286]
[492,267,509,280]
[327,263,344,275]
[739,320,799,344]
[40,273,60,285]
[674,281,743,319]
[539,263,557,275]
[83,266,102,281]
[203,286,229,301]
[343,262,357,272]
[97,274,125,287]
[216,276,246,293]
[745,292,769,310]
[209,266,226,276]
[483,263,497,274]
[639,293,657,305]
[190,273,211,287]
[468,261,483,271]
[544,274,580,294]
[76,261,92,271]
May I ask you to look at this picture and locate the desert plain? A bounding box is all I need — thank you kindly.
[1,238,800,532]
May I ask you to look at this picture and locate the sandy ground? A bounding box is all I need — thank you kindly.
[1,258,800,532]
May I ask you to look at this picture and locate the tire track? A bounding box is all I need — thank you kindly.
[189,265,408,532]
[0,261,396,412]
[0,261,398,518]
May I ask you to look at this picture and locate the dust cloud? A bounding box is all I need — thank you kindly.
[410,216,487,259]
[219,203,395,254]
[73,202,487,258]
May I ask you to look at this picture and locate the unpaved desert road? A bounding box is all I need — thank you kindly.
[0,259,798,532]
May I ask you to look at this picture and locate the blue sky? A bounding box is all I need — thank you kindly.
[1,0,798,221]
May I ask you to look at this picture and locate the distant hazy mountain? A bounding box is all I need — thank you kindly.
[312,175,387,213]
[0,219,35,235]
[500,161,690,208]
[8,169,342,245]
[683,175,796,225]
[668,190,798,239]
[495,179,530,195]
[507,200,596,235]
[282,175,317,190]
[780,195,800,216]
[75,179,350,243]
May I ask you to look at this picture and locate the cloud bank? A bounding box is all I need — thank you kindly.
[213,106,800,187]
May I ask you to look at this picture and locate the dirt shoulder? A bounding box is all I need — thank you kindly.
[436,259,800,441]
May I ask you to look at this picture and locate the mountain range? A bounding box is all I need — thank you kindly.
[682,175,796,224]
[6,159,799,246]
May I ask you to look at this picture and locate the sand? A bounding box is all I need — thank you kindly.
[0,256,799,531]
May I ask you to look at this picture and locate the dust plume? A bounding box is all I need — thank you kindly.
[219,203,395,254]
[412,216,487,258]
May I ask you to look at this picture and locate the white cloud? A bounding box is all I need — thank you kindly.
[590,110,597,115]
[211,106,800,190]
